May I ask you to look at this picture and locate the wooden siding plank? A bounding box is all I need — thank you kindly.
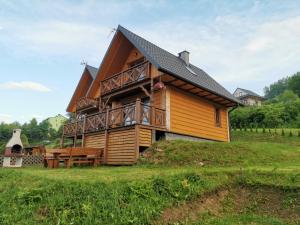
[169,87,229,142]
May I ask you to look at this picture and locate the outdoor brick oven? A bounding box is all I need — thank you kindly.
[3,129,24,167]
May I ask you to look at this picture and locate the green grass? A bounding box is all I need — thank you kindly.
[0,132,299,224]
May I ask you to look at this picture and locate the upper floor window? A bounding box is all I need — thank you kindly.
[215,107,221,127]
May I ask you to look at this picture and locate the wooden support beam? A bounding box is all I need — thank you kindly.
[103,109,110,164]
[163,78,177,84]
[200,93,214,98]
[139,85,151,97]
[134,125,140,163]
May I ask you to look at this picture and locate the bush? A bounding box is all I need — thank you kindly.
[230,91,300,128]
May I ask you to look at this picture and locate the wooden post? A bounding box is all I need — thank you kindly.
[150,74,155,126]
[134,98,141,163]
[99,82,102,112]
[103,108,110,164]
[134,124,140,162]
[82,116,86,147]
[135,98,141,124]
[74,121,77,147]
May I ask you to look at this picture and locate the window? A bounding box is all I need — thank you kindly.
[215,107,221,127]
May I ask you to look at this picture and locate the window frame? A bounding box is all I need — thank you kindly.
[214,107,221,127]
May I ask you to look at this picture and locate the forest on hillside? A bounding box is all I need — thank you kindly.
[231,72,300,128]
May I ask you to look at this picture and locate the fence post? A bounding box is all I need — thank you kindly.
[135,98,141,124]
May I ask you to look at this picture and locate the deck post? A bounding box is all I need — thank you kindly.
[82,116,86,147]
[135,98,141,124]
[134,98,141,162]
[103,108,110,164]
[74,121,78,147]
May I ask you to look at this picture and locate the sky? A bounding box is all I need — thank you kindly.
[0,0,300,124]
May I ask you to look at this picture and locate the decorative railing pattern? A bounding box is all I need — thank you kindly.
[100,61,150,95]
[108,104,136,128]
[85,112,106,132]
[76,97,98,111]
[63,119,84,136]
[63,102,166,137]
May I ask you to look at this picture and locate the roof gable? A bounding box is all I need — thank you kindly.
[86,25,238,104]
[117,25,238,103]
[66,65,98,112]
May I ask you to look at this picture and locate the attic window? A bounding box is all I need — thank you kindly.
[185,65,197,76]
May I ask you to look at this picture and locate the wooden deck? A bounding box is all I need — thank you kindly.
[100,61,150,95]
[62,100,165,165]
[63,101,166,137]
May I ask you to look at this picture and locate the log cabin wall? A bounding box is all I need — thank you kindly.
[84,133,105,162]
[139,128,152,147]
[107,128,136,165]
[167,86,229,142]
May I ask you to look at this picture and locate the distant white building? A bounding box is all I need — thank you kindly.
[233,88,265,106]
[45,114,67,131]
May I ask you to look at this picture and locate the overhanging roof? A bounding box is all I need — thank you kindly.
[117,25,239,104]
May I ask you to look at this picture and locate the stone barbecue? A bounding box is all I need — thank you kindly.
[3,129,24,167]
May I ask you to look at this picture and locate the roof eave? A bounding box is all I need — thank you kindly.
[158,67,240,106]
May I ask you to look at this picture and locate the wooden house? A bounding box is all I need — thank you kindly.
[233,88,264,106]
[62,25,240,165]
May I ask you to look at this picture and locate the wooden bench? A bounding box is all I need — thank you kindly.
[44,148,71,168]
[44,147,102,168]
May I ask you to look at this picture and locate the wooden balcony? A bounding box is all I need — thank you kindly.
[63,101,165,137]
[100,61,150,95]
[76,97,98,111]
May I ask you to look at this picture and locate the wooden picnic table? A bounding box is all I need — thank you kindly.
[44,147,102,169]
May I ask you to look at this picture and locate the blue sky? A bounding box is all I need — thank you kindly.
[1,0,300,123]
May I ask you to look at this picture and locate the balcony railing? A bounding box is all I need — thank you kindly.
[63,119,84,136]
[63,101,165,136]
[100,61,150,95]
[76,97,98,111]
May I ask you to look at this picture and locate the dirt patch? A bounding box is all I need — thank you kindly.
[154,185,300,225]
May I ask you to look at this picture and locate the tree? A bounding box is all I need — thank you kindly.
[21,134,29,147]
[277,90,298,103]
[264,77,289,99]
[287,72,300,97]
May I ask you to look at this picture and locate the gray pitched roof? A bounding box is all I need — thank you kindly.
[235,88,263,98]
[117,25,239,104]
[86,65,98,79]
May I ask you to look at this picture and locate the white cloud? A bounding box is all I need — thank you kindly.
[133,14,300,94]
[0,114,12,123]
[0,81,51,92]
[0,1,300,96]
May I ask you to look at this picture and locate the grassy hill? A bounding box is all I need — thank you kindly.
[0,131,299,225]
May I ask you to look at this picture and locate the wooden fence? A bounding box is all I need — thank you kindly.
[231,127,300,137]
